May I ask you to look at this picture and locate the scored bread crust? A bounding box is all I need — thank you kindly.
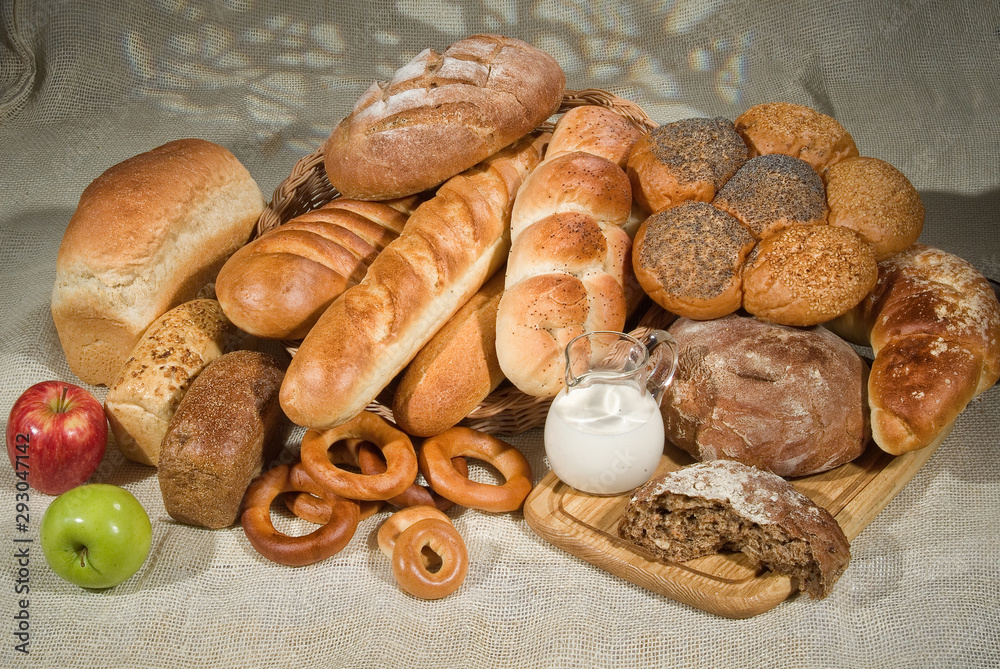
[323,34,565,200]
[279,133,549,430]
[51,138,265,386]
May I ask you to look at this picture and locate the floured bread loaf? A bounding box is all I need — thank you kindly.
[618,460,851,599]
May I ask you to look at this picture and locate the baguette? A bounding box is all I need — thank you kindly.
[826,244,1000,454]
[280,132,549,429]
[158,350,289,529]
[216,197,417,340]
[495,106,643,397]
[51,138,265,386]
[392,268,507,436]
[104,299,251,466]
[323,34,564,200]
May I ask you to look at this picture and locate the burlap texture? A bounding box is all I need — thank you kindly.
[1,1,998,667]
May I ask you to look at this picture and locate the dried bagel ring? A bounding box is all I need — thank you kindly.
[391,518,468,600]
[377,505,454,561]
[357,441,468,512]
[241,463,361,567]
[283,441,383,522]
[300,411,418,501]
[418,427,533,513]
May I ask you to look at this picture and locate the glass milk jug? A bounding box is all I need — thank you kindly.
[543,329,679,495]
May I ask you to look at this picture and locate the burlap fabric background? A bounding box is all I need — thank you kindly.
[2,1,998,667]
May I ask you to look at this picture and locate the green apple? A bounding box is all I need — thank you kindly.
[40,483,152,589]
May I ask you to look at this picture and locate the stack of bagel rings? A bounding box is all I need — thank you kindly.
[240,410,533,599]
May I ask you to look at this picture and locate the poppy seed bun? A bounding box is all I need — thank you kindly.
[742,224,878,326]
[633,201,756,320]
[825,156,925,260]
[734,102,859,180]
[626,117,748,213]
[713,154,828,239]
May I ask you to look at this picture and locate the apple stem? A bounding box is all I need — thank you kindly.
[59,385,71,413]
[80,546,87,567]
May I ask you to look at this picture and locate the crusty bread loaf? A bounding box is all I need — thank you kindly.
[618,460,851,599]
[392,268,507,437]
[280,133,549,429]
[742,223,878,326]
[661,314,869,477]
[105,299,252,467]
[826,244,1000,454]
[496,106,642,397]
[323,34,565,200]
[825,156,924,260]
[632,201,756,320]
[51,138,265,386]
[215,197,417,340]
[158,350,289,529]
[626,116,748,213]
[733,102,859,180]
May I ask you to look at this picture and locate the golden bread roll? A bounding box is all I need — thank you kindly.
[626,116,748,213]
[215,198,416,340]
[742,224,878,326]
[323,34,564,200]
[51,138,265,386]
[826,244,1000,454]
[105,299,250,467]
[632,201,756,320]
[825,156,924,260]
[280,133,548,429]
[733,102,859,179]
[712,153,828,238]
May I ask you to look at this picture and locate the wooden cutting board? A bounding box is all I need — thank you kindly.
[523,429,949,619]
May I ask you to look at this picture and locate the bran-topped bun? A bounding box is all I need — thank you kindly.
[626,116,748,213]
[618,460,851,599]
[734,102,859,179]
[742,223,878,326]
[632,201,756,320]
[825,156,925,260]
[322,34,565,200]
[661,313,869,477]
[712,153,828,239]
[51,138,265,386]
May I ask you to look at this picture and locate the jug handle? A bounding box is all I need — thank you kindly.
[641,329,679,407]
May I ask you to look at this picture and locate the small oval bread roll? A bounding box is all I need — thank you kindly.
[825,156,924,260]
[734,102,859,179]
[713,154,828,239]
[742,224,878,326]
[105,299,251,466]
[626,116,748,213]
[633,201,756,320]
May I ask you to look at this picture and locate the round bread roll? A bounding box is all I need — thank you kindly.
[662,314,870,478]
[626,116,748,213]
[712,154,828,239]
[734,102,859,179]
[825,156,924,260]
[633,201,756,320]
[742,223,878,326]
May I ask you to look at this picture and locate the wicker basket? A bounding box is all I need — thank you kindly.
[260,89,662,435]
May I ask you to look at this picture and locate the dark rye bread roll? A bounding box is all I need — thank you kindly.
[323,34,565,200]
[626,116,748,213]
[712,153,828,239]
[618,460,851,599]
[632,201,756,320]
[662,314,869,477]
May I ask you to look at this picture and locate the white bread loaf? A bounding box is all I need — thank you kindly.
[216,197,417,340]
[104,299,252,467]
[323,34,565,200]
[51,138,265,386]
[826,244,1000,454]
[280,133,549,430]
[495,106,643,397]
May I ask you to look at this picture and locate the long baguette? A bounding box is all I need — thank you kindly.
[280,132,549,429]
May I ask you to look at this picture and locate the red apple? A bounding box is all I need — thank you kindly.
[6,381,108,495]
